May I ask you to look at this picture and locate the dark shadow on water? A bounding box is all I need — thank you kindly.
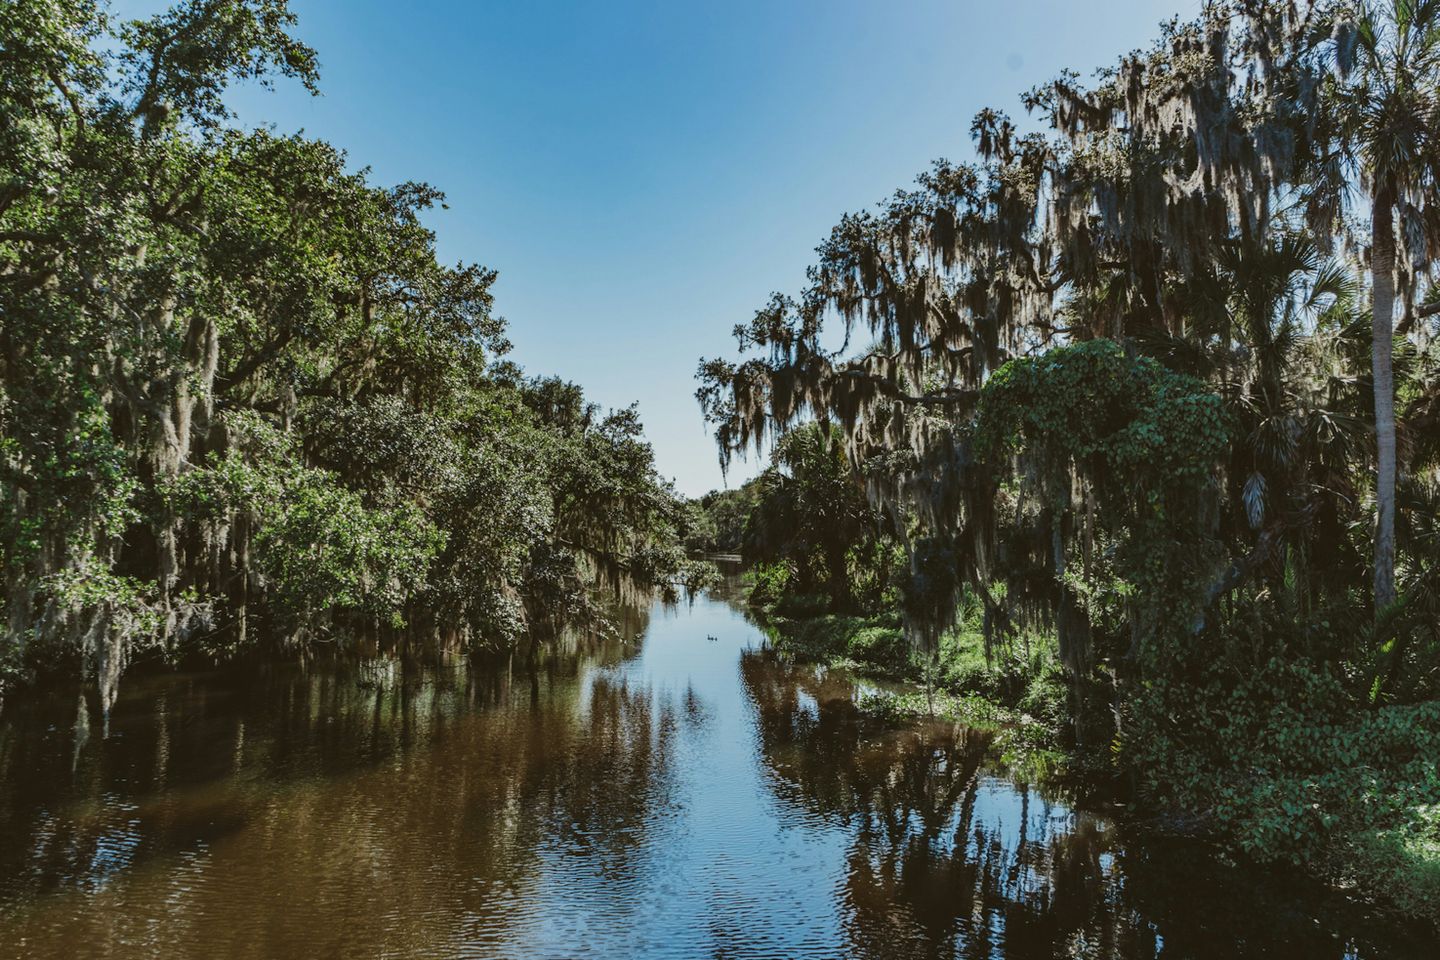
[0,607,659,898]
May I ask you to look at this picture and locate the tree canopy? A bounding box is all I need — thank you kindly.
[698,0,1440,918]
[0,0,709,713]
[699,0,1440,696]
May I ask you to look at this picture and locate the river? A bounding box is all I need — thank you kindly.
[0,584,1432,958]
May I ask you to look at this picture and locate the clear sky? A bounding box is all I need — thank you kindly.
[117,0,1195,496]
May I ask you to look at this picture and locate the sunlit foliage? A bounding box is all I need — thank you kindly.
[0,0,709,712]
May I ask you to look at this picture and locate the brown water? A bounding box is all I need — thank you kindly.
[0,588,1433,959]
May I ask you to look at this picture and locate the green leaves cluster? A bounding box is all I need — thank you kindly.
[974,341,1230,491]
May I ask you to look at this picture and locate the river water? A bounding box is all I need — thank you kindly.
[0,586,1433,959]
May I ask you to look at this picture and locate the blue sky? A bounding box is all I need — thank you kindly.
[119,0,1194,496]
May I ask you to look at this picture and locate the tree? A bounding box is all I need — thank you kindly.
[0,0,705,711]
[1324,0,1440,614]
[697,0,1440,761]
[699,4,1331,654]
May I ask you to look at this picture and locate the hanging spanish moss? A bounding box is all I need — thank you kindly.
[0,1,715,714]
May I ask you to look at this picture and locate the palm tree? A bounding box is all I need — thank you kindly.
[1329,0,1440,613]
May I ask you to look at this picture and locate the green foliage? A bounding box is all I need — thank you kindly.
[0,0,703,705]
[741,423,886,611]
[766,613,908,675]
[857,688,1065,782]
[697,422,903,619]
[252,475,441,627]
[696,2,1440,923]
[687,478,764,554]
[745,560,791,609]
[1129,609,1440,926]
[974,341,1230,484]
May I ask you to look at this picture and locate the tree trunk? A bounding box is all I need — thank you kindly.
[1372,186,1398,615]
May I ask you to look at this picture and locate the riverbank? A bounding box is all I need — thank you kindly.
[754,604,1440,934]
[752,609,1075,781]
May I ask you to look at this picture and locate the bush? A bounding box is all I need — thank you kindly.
[1128,615,1440,927]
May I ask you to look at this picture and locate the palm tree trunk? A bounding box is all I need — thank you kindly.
[1372,186,1398,615]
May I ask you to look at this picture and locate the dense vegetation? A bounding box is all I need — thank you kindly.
[6,0,1440,935]
[681,478,763,556]
[0,0,709,714]
[699,0,1440,923]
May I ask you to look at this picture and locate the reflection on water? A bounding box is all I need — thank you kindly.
[0,590,1433,959]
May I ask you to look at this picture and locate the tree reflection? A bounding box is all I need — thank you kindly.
[0,606,689,957]
[741,647,1423,960]
[0,601,1429,960]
